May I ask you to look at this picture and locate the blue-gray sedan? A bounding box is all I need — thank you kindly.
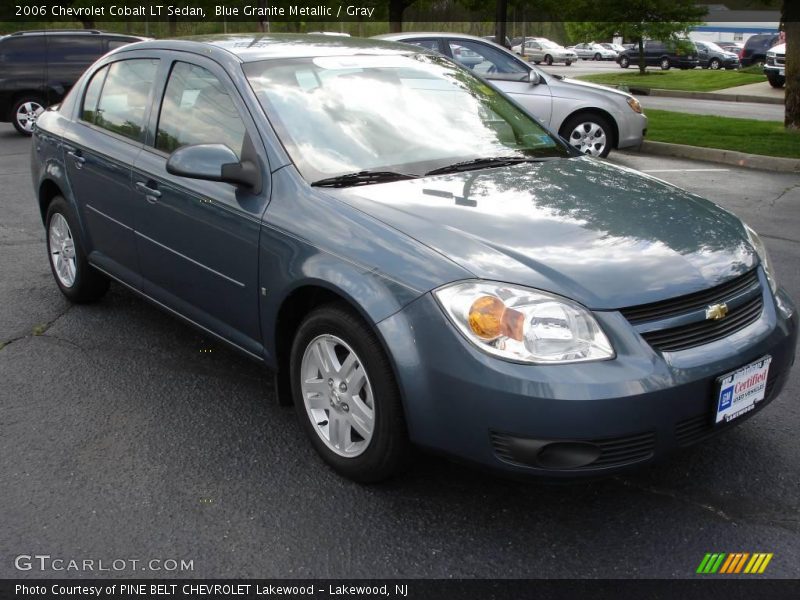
[31,35,797,482]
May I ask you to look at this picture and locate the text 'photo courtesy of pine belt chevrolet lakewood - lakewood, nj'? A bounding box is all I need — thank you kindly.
[29,34,797,483]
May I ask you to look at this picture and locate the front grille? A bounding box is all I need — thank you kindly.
[620,269,763,352]
[675,369,782,447]
[490,430,655,470]
[641,295,763,352]
[620,269,759,325]
[776,55,785,65]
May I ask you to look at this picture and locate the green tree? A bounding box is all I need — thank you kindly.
[564,0,706,74]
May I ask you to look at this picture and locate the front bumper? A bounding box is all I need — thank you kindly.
[378,273,797,478]
[616,110,648,149]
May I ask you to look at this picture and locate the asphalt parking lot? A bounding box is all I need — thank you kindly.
[1,121,799,579]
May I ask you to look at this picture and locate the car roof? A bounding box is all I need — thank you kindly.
[5,29,144,39]
[124,34,423,63]
[376,32,499,43]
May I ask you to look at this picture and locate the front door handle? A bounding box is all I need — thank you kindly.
[66,148,86,168]
[135,181,162,202]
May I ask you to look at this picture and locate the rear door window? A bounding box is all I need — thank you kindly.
[93,59,159,142]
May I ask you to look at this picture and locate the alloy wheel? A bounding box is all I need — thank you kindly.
[48,213,77,288]
[15,100,44,133]
[300,334,375,458]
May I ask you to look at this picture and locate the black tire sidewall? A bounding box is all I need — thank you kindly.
[289,304,410,482]
[620,57,629,68]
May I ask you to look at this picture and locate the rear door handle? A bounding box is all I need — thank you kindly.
[135,181,162,202]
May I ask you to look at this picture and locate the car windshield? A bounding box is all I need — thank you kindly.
[703,41,725,53]
[541,41,560,49]
[244,53,569,183]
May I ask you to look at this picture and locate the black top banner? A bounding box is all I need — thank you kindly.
[0,0,787,24]
[2,579,800,600]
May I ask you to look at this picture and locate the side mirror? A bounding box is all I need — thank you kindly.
[528,70,541,85]
[166,144,261,192]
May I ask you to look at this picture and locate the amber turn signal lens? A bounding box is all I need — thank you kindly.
[467,296,525,341]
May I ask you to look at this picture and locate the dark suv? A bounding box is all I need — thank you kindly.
[739,33,781,67]
[0,29,144,135]
[617,39,699,70]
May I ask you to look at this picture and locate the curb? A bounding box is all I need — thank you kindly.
[608,85,784,105]
[635,140,800,173]
[647,88,784,105]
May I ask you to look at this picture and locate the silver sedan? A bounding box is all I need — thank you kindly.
[374,32,647,158]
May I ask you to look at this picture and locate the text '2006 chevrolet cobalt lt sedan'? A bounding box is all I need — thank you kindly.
[31,35,797,482]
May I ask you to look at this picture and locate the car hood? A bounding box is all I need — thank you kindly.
[770,43,786,53]
[327,158,756,310]
[553,76,633,100]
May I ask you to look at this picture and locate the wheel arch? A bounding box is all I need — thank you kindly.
[270,281,408,408]
[38,178,64,224]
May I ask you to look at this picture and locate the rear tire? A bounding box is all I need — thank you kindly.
[565,60,572,66]
[660,57,671,70]
[619,56,630,69]
[544,54,553,66]
[45,196,109,303]
[290,303,412,483]
[11,95,45,136]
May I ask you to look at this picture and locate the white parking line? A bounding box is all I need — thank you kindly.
[642,168,731,173]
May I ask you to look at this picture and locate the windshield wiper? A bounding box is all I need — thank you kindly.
[424,156,558,176]
[311,170,418,188]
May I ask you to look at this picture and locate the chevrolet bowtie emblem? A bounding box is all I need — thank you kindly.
[706,303,729,320]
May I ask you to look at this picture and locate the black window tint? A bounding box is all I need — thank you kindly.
[95,59,158,141]
[156,62,246,157]
[47,35,103,64]
[81,65,108,123]
[0,35,46,62]
[447,40,527,75]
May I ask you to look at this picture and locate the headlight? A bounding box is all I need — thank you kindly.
[744,224,778,294]
[627,97,643,113]
[767,51,776,58]
[434,281,614,364]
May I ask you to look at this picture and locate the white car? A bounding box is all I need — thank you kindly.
[375,32,648,158]
[600,43,626,55]
[513,39,577,66]
[570,43,618,61]
[765,43,786,88]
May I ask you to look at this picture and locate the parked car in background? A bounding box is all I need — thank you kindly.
[695,41,740,70]
[600,43,626,55]
[31,34,796,482]
[765,42,785,88]
[617,39,699,70]
[0,29,144,135]
[513,38,577,66]
[376,32,647,158]
[739,33,780,67]
[481,35,512,49]
[716,41,743,53]
[570,43,617,61]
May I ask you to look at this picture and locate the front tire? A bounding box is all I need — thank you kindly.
[290,304,412,482]
[45,196,109,303]
[660,57,671,70]
[565,60,572,66]
[709,58,721,70]
[593,53,601,61]
[12,95,45,135]
[766,73,785,88]
[560,113,615,158]
[619,56,630,69]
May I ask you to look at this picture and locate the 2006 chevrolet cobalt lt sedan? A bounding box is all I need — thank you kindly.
[31,35,797,482]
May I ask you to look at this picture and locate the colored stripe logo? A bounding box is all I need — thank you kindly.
[697,553,773,574]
